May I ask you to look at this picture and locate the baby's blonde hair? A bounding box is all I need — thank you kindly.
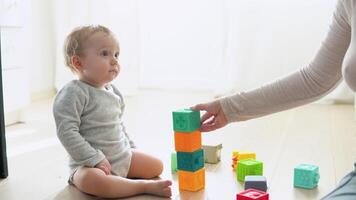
[63,25,113,73]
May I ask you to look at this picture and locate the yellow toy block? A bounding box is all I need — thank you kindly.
[237,152,256,160]
[232,150,239,158]
[178,168,205,191]
[174,130,202,152]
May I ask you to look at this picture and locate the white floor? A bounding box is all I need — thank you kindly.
[0,89,356,200]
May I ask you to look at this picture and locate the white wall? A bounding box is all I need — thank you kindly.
[26,0,55,98]
[2,0,351,109]
[137,0,224,90]
[1,0,56,100]
[226,0,352,102]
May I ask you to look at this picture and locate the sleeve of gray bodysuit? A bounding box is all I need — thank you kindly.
[220,0,351,122]
[53,86,106,167]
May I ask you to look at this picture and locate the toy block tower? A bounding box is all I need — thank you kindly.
[172,108,205,191]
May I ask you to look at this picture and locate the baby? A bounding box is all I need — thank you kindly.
[53,25,172,198]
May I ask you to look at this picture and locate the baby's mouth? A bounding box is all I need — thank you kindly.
[109,68,119,74]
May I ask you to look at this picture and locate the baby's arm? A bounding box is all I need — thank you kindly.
[53,86,106,169]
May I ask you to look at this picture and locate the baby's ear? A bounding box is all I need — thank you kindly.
[71,55,83,72]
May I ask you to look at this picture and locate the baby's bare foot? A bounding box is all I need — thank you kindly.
[143,179,172,197]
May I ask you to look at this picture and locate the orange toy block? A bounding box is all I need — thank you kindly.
[178,168,205,191]
[174,130,202,152]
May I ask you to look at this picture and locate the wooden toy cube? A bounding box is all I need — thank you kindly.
[244,176,268,192]
[174,130,201,152]
[171,152,178,173]
[294,164,320,189]
[236,189,269,200]
[172,109,200,132]
[178,168,205,191]
[202,143,222,164]
[237,159,263,182]
[177,149,204,172]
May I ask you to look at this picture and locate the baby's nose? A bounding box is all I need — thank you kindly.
[111,58,118,65]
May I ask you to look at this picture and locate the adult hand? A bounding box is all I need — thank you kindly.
[191,100,228,132]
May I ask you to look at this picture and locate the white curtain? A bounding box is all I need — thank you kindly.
[52,0,352,101]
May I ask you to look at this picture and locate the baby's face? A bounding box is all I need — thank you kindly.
[79,31,120,88]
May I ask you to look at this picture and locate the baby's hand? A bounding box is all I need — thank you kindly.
[95,158,112,175]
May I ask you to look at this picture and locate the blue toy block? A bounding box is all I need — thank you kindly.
[294,164,320,189]
[177,149,204,172]
[244,175,268,192]
[172,109,200,132]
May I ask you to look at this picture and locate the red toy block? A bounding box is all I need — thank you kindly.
[236,189,269,200]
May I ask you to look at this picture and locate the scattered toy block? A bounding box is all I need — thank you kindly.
[232,151,239,170]
[177,149,204,172]
[232,151,256,171]
[172,109,200,132]
[236,189,269,200]
[202,143,222,164]
[238,152,256,160]
[244,176,268,192]
[232,157,238,170]
[237,159,263,182]
[174,130,201,152]
[178,168,205,191]
[294,164,320,189]
[171,152,178,173]
[232,150,239,158]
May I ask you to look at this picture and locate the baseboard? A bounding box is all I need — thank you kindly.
[4,110,23,126]
[4,88,57,126]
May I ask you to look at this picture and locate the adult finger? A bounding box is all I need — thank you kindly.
[191,103,207,111]
[201,112,213,124]
[201,123,218,132]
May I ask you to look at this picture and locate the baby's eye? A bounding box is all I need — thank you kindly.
[101,50,109,56]
[114,52,119,59]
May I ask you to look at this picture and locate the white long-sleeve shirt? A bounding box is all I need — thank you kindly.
[220,0,355,122]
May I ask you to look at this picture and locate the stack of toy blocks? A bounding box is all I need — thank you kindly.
[173,109,205,191]
[294,164,320,189]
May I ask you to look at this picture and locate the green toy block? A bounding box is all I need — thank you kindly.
[237,159,263,182]
[294,164,320,189]
[171,152,178,173]
[177,149,204,172]
[172,109,200,132]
